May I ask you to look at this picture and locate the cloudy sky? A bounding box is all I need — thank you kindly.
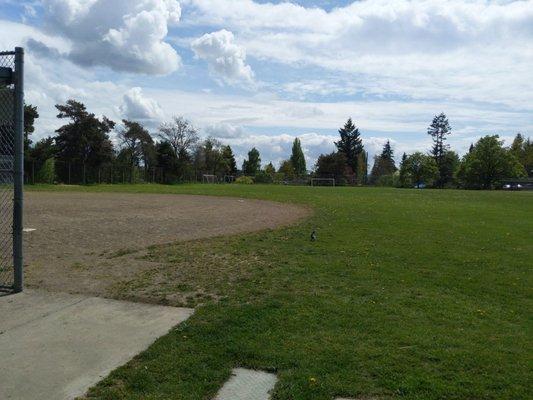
[1,0,532,168]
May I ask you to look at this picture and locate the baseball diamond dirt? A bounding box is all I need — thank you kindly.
[23,191,310,305]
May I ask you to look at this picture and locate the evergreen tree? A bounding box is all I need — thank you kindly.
[290,137,306,175]
[155,140,179,183]
[54,99,115,183]
[370,140,397,184]
[335,118,364,177]
[24,104,39,152]
[427,113,452,187]
[356,151,368,184]
[118,120,154,182]
[242,147,261,175]
[509,133,532,177]
[221,145,237,175]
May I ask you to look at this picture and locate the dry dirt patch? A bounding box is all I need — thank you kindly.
[24,191,309,301]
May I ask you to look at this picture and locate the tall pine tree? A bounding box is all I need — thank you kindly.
[221,145,237,175]
[335,118,364,179]
[290,137,306,176]
[370,140,397,184]
[427,113,452,187]
[242,147,261,175]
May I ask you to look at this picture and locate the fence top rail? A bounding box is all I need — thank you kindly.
[0,51,16,56]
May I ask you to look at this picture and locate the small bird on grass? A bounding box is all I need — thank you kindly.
[310,229,317,241]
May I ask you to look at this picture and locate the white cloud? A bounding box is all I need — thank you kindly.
[185,0,533,109]
[204,122,245,138]
[119,87,164,121]
[191,29,254,86]
[41,0,182,74]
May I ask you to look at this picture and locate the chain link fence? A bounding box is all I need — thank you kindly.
[0,48,23,292]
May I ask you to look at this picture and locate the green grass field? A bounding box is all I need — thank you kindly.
[30,184,532,399]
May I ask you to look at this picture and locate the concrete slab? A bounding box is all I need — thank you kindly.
[0,290,193,400]
[214,368,278,400]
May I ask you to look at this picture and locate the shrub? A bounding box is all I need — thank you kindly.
[35,158,55,184]
[235,176,254,184]
[254,171,273,184]
[375,174,395,187]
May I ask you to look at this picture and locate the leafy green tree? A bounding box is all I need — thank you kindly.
[399,152,438,188]
[428,113,452,187]
[290,137,306,175]
[29,137,56,165]
[242,147,261,175]
[278,159,295,180]
[54,99,115,183]
[221,145,237,175]
[204,138,221,174]
[28,137,56,182]
[457,135,526,189]
[315,152,348,184]
[35,158,55,184]
[438,150,460,187]
[264,162,275,175]
[335,118,364,179]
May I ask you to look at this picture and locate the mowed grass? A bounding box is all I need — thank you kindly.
[29,184,532,399]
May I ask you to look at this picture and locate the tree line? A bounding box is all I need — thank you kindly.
[22,99,531,189]
[314,113,531,189]
[23,99,311,185]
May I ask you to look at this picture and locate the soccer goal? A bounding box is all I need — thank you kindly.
[223,175,235,183]
[310,178,335,187]
[202,174,217,183]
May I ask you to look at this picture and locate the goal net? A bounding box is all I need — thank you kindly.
[223,175,235,183]
[310,178,335,187]
[202,174,216,183]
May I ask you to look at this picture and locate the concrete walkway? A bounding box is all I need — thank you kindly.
[0,290,193,400]
[214,368,278,400]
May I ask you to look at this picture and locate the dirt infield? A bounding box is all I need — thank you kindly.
[24,191,309,302]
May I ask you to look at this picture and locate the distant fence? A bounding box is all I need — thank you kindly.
[23,158,367,187]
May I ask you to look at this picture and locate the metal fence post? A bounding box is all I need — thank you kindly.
[13,47,24,292]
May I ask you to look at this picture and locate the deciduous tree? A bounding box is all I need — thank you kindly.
[399,152,438,188]
[158,116,199,157]
[457,135,526,189]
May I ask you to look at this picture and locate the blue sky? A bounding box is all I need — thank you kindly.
[1,0,532,168]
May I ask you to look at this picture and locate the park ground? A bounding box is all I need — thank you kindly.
[27,184,532,400]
